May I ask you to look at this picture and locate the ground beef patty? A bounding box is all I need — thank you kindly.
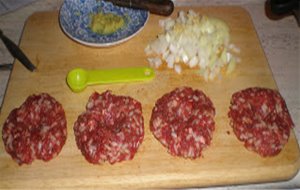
[74,91,144,164]
[2,93,67,165]
[150,87,216,159]
[228,87,294,157]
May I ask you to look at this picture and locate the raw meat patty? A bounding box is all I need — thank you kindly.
[74,91,144,164]
[2,93,67,165]
[228,87,294,157]
[150,87,216,158]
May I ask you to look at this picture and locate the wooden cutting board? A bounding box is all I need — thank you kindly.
[0,6,299,189]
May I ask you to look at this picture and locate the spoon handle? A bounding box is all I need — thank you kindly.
[87,67,155,85]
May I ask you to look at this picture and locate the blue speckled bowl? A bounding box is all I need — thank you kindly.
[59,0,149,47]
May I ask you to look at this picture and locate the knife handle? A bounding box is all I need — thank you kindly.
[0,29,36,71]
[270,0,299,14]
[140,0,174,16]
[114,0,174,16]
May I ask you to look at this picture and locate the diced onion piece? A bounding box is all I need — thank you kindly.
[148,57,162,68]
[166,54,175,68]
[188,56,198,68]
[174,64,182,74]
[226,58,236,75]
[229,43,241,54]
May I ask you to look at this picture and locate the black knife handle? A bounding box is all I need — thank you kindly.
[270,0,299,14]
[110,0,174,16]
[0,29,36,71]
[140,0,174,16]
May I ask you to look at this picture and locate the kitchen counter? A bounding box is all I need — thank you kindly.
[0,0,299,189]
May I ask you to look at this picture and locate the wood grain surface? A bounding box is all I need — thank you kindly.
[0,6,299,189]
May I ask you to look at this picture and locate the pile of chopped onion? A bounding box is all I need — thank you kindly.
[145,10,240,81]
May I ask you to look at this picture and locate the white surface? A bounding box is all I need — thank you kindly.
[0,0,37,15]
[0,0,299,189]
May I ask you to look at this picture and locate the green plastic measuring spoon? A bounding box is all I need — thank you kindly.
[66,67,155,92]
